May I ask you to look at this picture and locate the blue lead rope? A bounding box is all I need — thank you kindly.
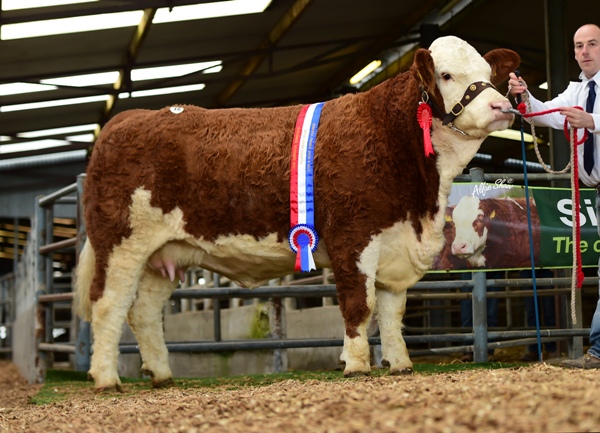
[518,105,543,362]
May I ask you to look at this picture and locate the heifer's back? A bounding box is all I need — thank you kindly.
[84,105,299,299]
[85,105,297,242]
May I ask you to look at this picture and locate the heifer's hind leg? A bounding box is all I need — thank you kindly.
[88,244,150,392]
[127,268,178,388]
[376,288,413,375]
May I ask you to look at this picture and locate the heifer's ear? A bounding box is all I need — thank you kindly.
[412,48,436,93]
[483,49,521,86]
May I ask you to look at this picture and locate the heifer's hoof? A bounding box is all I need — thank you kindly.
[343,370,371,378]
[152,378,175,389]
[94,383,124,394]
[389,367,414,376]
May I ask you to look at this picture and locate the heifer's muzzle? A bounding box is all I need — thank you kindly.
[442,81,496,126]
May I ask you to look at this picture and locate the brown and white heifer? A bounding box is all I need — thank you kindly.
[450,196,540,269]
[74,36,519,391]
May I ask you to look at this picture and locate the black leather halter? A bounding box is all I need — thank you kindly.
[441,81,496,126]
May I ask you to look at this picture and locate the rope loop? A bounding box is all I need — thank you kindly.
[519,94,571,174]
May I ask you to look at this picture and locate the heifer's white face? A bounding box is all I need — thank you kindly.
[429,36,513,138]
[450,196,487,264]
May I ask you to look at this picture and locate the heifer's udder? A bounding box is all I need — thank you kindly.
[147,241,202,283]
[146,236,331,288]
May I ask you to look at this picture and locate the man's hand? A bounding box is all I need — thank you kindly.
[508,72,527,97]
[560,106,596,130]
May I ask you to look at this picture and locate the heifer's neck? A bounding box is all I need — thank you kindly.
[374,75,484,236]
[367,74,444,238]
[431,117,486,200]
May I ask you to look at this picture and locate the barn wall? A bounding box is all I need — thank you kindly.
[117,303,346,378]
[286,305,345,371]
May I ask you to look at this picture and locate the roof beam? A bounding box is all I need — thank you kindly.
[318,0,444,96]
[213,0,313,107]
[96,7,156,134]
[358,0,493,92]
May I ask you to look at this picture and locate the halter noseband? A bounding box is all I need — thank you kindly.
[442,81,496,126]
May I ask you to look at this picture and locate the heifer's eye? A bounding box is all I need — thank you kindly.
[441,73,452,81]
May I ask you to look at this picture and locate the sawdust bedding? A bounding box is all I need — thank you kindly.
[1,359,600,433]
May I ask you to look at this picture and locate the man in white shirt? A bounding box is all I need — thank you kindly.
[509,23,600,368]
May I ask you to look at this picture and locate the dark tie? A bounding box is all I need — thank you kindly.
[584,80,596,175]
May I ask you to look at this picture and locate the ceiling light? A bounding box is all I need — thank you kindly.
[0,82,56,96]
[119,83,206,99]
[1,0,98,10]
[1,95,110,112]
[1,0,272,40]
[1,11,143,40]
[42,72,119,87]
[489,129,536,143]
[1,81,207,112]
[17,124,98,138]
[0,139,70,154]
[66,133,95,142]
[37,61,222,89]
[204,65,223,74]
[131,61,222,81]
[153,0,272,23]
[349,60,382,85]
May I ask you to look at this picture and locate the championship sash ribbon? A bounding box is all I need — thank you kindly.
[289,102,323,272]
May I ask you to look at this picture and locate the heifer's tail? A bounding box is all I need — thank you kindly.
[73,239,95,321]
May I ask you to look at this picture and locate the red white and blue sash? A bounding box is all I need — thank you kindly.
[289,102,324,272]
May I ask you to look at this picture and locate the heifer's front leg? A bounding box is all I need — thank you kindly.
[127,269,178,388]
[376,288,413,374]
[335,268,376,377]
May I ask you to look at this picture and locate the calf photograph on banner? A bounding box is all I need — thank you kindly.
[432,182,600,271]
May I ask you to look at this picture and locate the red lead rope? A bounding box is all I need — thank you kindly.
[517,102,587,288]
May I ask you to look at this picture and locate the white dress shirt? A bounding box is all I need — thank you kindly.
[527,70,600,187]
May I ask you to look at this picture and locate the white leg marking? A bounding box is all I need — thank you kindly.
[340,238,379,375]
[376,288,412,373]
[89,243,146,390]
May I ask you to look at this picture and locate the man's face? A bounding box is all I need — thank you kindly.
[574,24,600,79]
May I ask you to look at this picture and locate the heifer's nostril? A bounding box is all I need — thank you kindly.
[452,243,468,255]
[492,101,512,110]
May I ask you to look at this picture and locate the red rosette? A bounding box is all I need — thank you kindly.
[417,102,434,156]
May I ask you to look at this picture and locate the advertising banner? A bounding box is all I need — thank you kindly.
[431,181,599,272]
